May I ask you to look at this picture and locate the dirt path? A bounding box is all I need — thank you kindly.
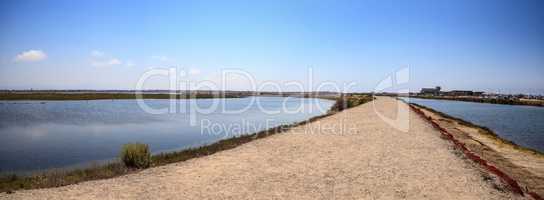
[1,97,525,199]
[412,104,544,197]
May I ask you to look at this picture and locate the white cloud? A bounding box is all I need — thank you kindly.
[90,50,123,67]
[14,50,47,62]
[151,55,171,62]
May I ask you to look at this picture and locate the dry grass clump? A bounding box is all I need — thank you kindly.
[120,143,151,169]
[0,96,374,193]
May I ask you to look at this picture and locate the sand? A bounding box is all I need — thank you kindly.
[0,97,526,199]
[413,104,544,197]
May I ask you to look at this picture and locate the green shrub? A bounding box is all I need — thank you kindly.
[331,95,373,111]
[120,143,151,169]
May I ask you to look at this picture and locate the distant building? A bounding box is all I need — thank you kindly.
[420,86,441,96]
[447,90,473,96]
[443,90,485,96]
[417,86,486,97]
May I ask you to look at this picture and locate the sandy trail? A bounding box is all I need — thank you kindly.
[1,97,524,199]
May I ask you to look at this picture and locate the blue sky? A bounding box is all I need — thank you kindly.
[1,0,543,94]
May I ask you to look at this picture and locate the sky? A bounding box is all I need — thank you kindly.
[0,0,543,94]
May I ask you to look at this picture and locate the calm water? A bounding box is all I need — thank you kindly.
[0,97,334,173]
[402,97,544,153]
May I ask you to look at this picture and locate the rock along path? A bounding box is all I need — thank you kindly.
[1,97,525,200]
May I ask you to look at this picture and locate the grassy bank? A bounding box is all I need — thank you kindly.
[331,94,374,111]
[410,96,544,107]
[0,95,373,193]
[408,102,544,198]
[408,102,544,157]
[0,93,247,101]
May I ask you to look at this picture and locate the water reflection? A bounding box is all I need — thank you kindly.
[0,97,334,173]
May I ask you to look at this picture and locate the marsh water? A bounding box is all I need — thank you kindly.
[0,97,334,174]
[402,97,544,153]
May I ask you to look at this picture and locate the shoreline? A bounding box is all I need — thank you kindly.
[0,92,347,101]
[0,97,524,199]
[0,95,373,193]
[1,114,330,193]
[408,102,544,198]
[406,101,543,156]
[0,93,248,101]
[409,96,544,107]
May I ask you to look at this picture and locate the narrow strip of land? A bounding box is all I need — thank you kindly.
[0,97,525,199]
[409,96,544,107]
[411,103,544,197]
[0,93,246,100]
